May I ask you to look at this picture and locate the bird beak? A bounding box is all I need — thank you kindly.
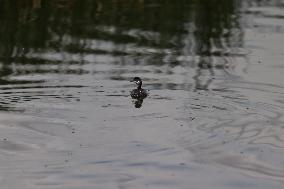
[130,79,134,82]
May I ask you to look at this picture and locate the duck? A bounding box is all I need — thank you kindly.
[130,77,148,100]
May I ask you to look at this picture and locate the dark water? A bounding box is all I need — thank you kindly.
[1,0,284,188]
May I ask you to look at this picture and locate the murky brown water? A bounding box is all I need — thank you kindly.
[0,0,284,188]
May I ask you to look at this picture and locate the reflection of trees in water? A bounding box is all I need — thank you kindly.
[0,0,246,89]
[191,0,243,90]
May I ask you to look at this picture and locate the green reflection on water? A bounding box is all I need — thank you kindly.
[0,0,241,58]
[0,0,246,91]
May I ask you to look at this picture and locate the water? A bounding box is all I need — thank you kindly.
[0,0,284,188]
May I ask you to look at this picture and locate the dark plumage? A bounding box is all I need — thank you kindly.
[130,77,148,99]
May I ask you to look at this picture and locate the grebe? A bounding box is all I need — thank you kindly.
[130,77,148,100]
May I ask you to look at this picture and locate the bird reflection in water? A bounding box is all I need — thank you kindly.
[130,77,148,108]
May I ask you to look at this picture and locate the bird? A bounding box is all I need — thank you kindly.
[130,77,148,100]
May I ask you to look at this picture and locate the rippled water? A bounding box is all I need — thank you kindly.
[1,0,284,188]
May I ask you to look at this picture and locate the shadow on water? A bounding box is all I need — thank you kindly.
[132,98,144,108]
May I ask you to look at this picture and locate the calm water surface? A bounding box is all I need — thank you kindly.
[1,0,284,188]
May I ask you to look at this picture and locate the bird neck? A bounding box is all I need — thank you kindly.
[137,82,142,89]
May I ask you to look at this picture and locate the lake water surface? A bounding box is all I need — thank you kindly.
[1,0,284,188]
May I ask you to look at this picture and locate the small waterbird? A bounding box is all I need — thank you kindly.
[130,77,148,99]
